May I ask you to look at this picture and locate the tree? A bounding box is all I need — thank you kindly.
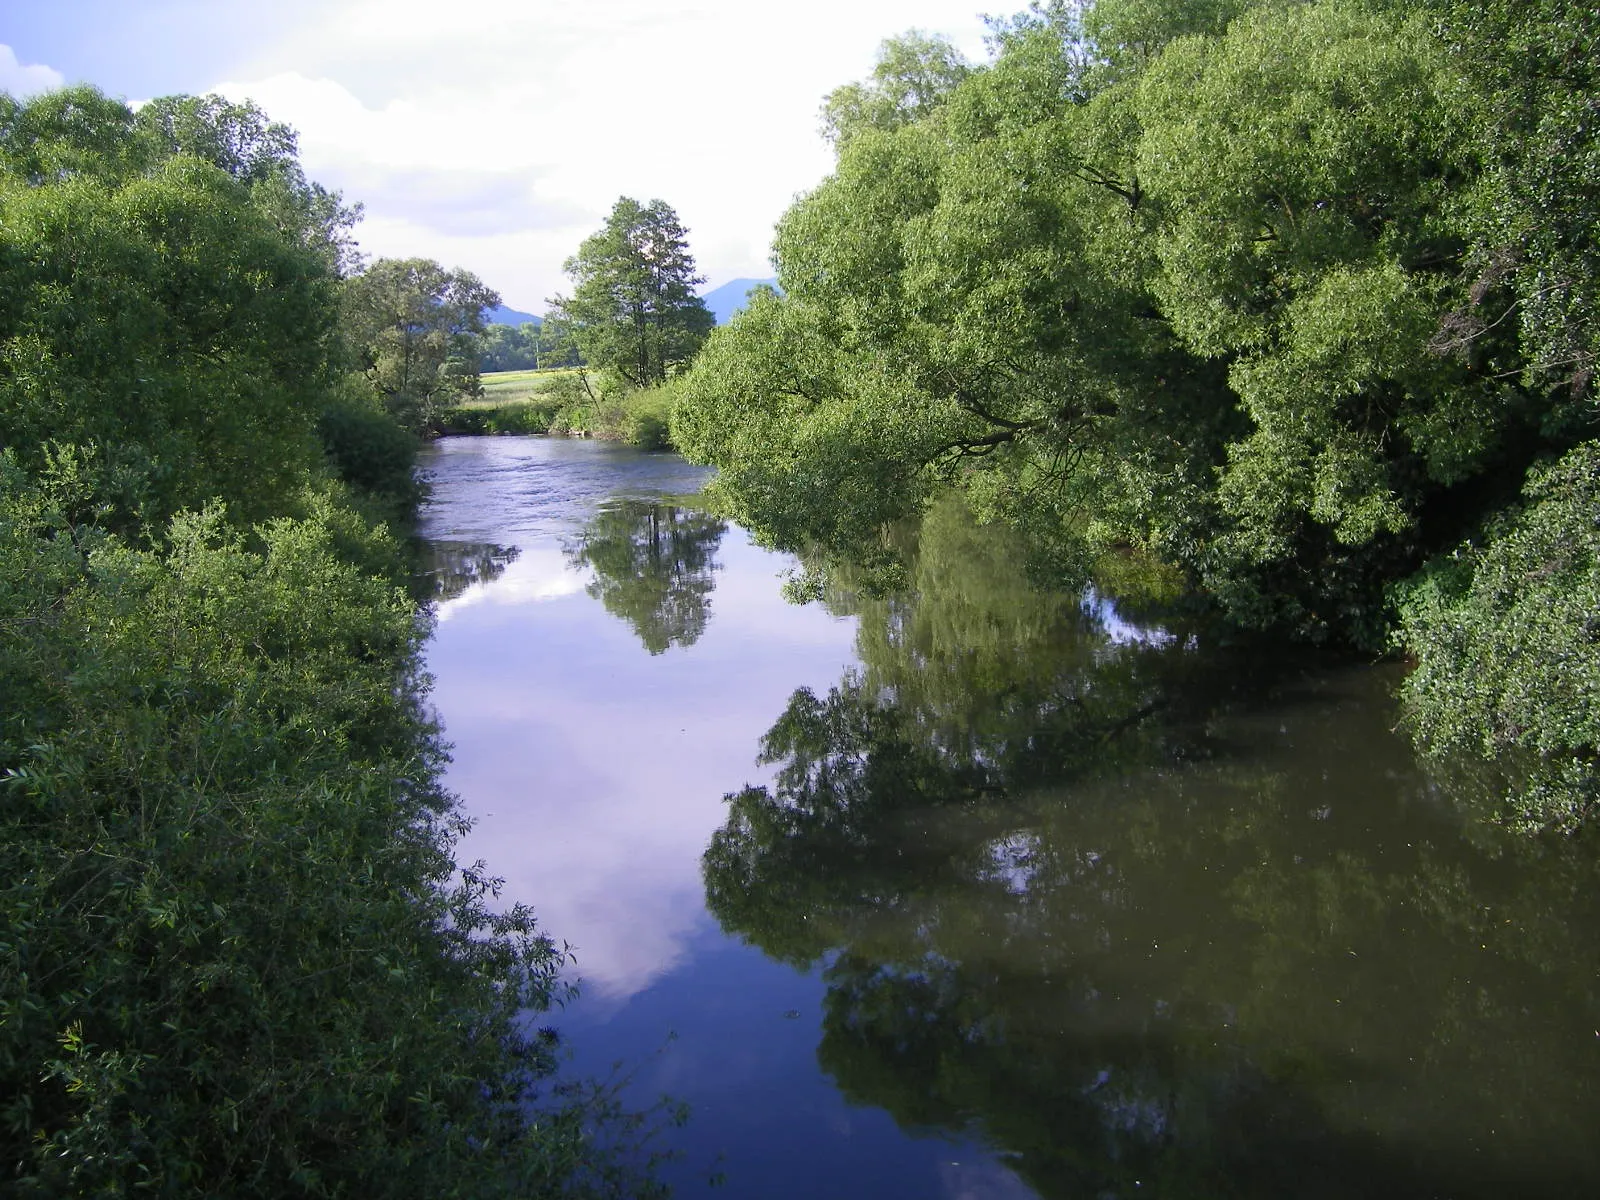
[0,93,344,529]
[1396,441,1600,832]
[343,258,500,433]
[673,0,1585,643]
[133,93,364,276]
[820,30,972,148]
[0,86,666,1197]
[478,322,541,373]
[550,197,714,388]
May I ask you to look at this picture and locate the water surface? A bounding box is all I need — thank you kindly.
[418,437,1600,1199]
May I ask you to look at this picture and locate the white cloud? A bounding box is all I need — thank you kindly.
[208,1,992,308]
[436,546,586,621]
[0,44,65,97]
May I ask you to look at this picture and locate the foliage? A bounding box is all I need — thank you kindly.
[1396,442,1600,832]
[0,154,338,529]
[436,399,563,437]
[820,30,972,148]
[132,93,363,276]
[441,371,686,448]
[618,385,677,451]
[480,321,543,372]
[672,0,1575,618]
[344,258,500,434]
[0,469,670,1197]
[671,0,1600,813]
[0,84,668,1195]
[316,379,426,522]
[1425,0,1600,402]
[550,198,714,388]
[478,322,582,374]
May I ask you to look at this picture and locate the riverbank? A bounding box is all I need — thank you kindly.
[436,369,679,448]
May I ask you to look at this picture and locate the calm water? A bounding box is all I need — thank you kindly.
[417,437,1600,1199]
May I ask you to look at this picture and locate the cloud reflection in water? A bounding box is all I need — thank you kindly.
[426,526,856,1004]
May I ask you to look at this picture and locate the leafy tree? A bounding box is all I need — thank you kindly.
[344,258,500,433]
[535,315,584,369]
[0,84,148,184]
[1424,0,1600,402]
[479,321,541,372]
[0,135,341,528]
[675,17,1235,582]
[671,0,1600,812]
[0,85,666,1196]
[550,197,714,388]
[133,93,363,275]
[820,30,972,148]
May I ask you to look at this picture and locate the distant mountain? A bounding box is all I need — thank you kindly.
[485,304,541,327]
[701,277,779,325]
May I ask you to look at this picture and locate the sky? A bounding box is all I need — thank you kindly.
[1,1,996,312]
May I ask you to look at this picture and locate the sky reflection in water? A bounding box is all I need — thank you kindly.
[418,437,857,1003]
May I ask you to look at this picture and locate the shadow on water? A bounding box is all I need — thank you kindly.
[702,496,1600,1200]
[563,499,728,655]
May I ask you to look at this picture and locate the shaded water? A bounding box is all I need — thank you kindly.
[418,437,1600,1199]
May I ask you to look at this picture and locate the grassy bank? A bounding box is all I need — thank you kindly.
[438,370,682,449]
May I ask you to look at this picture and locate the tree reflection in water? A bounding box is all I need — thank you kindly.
[566,499,727,655]
[703,497,1600,1200]
[416,539,519,604]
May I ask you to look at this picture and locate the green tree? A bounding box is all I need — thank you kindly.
[550,197,714,388]
[344,258,500,433]
[1396,441,1600,832]
[478,321,541,372]
[535,315,584,369]
[132,93,363,275]
[0,85,667,1197]
[673,0,1593,651]
[668,0,1600,825]
[1423,0,1600,402]
[820,30,972,148]
[0,106,343,528]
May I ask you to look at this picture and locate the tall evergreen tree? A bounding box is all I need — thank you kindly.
[551,197,715,387]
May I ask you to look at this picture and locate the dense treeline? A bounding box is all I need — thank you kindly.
[479,321,583,374]
[0,87,658,1196]
[672,0,1600,830]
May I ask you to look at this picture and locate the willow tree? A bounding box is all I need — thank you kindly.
[550,197,714,387]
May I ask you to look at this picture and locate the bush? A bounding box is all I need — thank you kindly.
[0,468,664,1197]
[317,379,424,519]
[1396,441,1600,832]
[434,399,562,436]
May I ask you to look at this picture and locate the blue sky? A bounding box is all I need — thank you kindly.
[2,1,993,311]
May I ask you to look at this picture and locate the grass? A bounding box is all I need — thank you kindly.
[462,368,585,409]
[438,369,684,450]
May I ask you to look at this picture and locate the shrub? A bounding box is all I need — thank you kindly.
[1396,442,1600,832]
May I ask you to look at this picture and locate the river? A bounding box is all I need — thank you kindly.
[417,436,1600,1199]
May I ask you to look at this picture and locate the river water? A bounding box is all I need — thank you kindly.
[417,436,1600,1199]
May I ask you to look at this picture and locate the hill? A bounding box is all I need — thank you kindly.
[700,277,778,325]
[485,303,541,327]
